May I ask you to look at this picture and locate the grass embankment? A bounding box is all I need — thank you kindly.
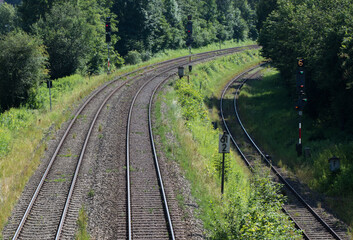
[154,50,302,239]
[0,40,254,237]
[238,68,353,235]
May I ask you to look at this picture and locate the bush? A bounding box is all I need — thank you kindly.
[0,30,47,111]
[124,50,142,65]
[33,2,91,80]
[209,174,302,239]
[141,51,152,62]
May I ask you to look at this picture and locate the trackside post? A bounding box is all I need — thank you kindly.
[219,131,230,194]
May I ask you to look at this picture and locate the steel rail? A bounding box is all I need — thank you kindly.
[220,65,342,240]
[11,45,258,239]
[148,72,177,240]
[11,51,190,240]
[232,67,342,240]
[126,69,177,239]
[126,65,182,240]
[126,46,255,239]
[220,65,311,239]
[54,71,136,239]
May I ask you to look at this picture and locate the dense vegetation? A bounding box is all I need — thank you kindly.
[0,0,259,112]
[258,0,353,133]
[257,2,353,230]
[154,50,301,239]
[238,68,353,233]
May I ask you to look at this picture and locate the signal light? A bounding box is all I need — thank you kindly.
[105,17,111,43]
[186,18,193,47]
[186,21,193,35]
[105,17,111,33]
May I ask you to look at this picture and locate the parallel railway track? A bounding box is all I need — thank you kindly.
[3,45,258,239]
[220,65,349,240]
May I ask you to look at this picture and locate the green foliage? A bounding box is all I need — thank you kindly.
[0,128,10,157]
[75,206,90,240]
[258,0,353,132]
[175,78,208,122]
[33,2,92,79]
[18,0,68,31]
[124,50,142,65]
[238,68,353,228]
[0,30,47,110]
[256,0,277,31]
[312,143,353,197]
[112,0,258,55]
[209,174,301,239]
[0,2,18,34]
[0,108,36,156]
[156,49,300,238]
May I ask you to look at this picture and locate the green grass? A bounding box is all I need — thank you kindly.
[75,206,90,240]
[154,51,301,239]
[0,40,256,237]
[238,67,353,235]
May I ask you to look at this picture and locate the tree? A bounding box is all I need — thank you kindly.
[0,2,17,34]
[164,0,180,27]
[33,2,92,79]
[4,0,22,5]
[233,8,247,41]
[0,31,47,110]
[259,0,353,131]
[256,0,277,31]
[18,0,68,31]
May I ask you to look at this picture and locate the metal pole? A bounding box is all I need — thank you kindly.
[107,43,110,74]
[221,153,225,194]
[189,46,191,64]
[49,85,52,111]
[297,111,302,156]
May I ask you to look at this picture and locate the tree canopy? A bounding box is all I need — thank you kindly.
[0,31,47,110]
[0,0,260,111]
[258,0,353,132]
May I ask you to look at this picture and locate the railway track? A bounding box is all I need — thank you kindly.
[3,45,258,239]
[220,65,349,240]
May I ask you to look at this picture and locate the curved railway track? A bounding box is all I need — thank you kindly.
[3,45,258,240]
[220,65,349,240]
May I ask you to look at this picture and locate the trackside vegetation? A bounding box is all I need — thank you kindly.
[238,68,353,235]
[154,50,302,239]
[0,0,260,112]
[0,40,253,238]
[259,0,353,134]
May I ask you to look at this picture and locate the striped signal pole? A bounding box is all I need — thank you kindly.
[299,122,301,145]
[296,58,305,156]
[297,111,302,156]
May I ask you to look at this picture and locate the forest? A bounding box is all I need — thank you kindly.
[0,0,259,112]
[258,0,353,133]
[1,0,353,237]
[0,0,353,132]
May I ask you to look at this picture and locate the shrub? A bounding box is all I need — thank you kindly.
[209,174,302,239]
[141,51,152,62]
[124,50,142,65]
[0,30,47,111]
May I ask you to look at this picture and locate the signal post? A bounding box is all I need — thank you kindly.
[219,131,230,195]
[295,58,307,156]
[105,17,111,74]
[186,15,193,74]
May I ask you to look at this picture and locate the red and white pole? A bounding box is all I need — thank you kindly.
[296,111,303,156]
[299,122,302,145]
